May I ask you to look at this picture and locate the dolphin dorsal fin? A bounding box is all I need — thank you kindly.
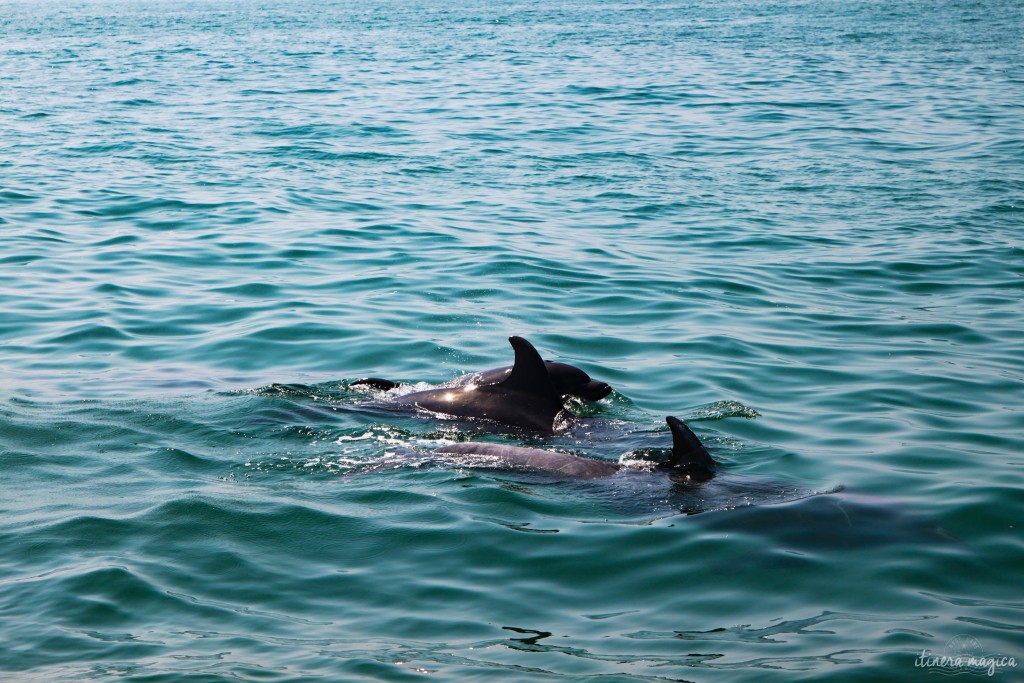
[497,336,559,398]
[666,416,717,477]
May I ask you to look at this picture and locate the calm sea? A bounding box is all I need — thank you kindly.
[1,0,1022,680]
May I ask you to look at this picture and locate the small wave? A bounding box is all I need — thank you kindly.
[47,324,133,346]
[691,401,762,420]
[0,189,38,203]
[108,78,148,87]
[627,610,935,643]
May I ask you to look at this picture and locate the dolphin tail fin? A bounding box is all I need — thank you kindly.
[665,416,717,481]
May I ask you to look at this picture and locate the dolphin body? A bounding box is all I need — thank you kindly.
[380,336,576,434]
[354,352,611,402]
[434,416,718,482]
[456,360,611,402]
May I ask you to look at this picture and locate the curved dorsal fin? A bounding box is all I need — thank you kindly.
[497,336,558,397]
[471,336,564,433]
[666,416,717,479]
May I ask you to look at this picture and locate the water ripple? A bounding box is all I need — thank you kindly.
[2,0,1022,679]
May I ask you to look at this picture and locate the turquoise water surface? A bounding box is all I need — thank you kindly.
[2,0,1023,680]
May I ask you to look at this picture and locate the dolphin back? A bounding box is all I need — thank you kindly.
[475,336,566,431]
[434,442,621,478]
[391,336,567,433]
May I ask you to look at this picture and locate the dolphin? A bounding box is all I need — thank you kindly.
[433,416,718,482]
[353,356,611,402]
[383,336,572,433]
[459,360,611,401]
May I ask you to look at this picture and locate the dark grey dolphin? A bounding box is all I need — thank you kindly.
[434,416,718,482]
[457,360,611,402]
[386,336,570,434]
[354,358,611,402]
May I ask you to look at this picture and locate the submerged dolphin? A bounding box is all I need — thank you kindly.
[434,416,718,482]
[382,336,572,433]
[354,357,611,402]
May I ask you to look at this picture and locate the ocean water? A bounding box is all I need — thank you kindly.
[1,0,1022,680]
